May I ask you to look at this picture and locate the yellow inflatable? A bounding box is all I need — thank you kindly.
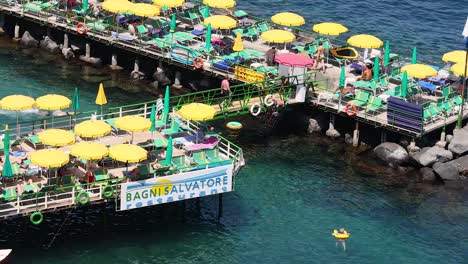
[332,229,350,240]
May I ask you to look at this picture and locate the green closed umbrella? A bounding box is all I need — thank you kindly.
[205,23,212,51]
[373,56,380,83]
[149,104,156,133]
[401,71,408,98]
[383,40,390,67]
[412,47,417,64]
[170,13,176,33]
[339,66,345,88]
[204,4,210,18]
[2,125,13,178]
[164,136,173,165]
[83,0,88,12]
[163,85,170,123]
[72,87,80,113]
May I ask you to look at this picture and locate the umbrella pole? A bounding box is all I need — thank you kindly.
[101,105,103,120]
[16,111,19,139]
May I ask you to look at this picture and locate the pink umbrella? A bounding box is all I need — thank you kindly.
[274,53,314,67]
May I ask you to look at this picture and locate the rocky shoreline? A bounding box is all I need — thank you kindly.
[307,116,468,187]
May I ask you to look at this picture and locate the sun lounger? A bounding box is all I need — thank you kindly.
[1,188,17,202]
[87,22,108,32]
[94,168,110,182]
[233,10,248,18]
[174,131,205,145]
[348,90,371,107]
[153,137,168,148]
[163,119,181,135]
[366,96,383,112]
[171,155,188,170]
[183,136,220,151]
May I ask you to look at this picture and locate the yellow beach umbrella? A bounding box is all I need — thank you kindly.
[347,34,383,48]
[70,142,108,160]
[109,144,147,163]
[74,120,112,138]
[442,50,467,63]
[203,0,236,8]
[260,29,296,43]
[36,94,71,110]
[152,0,184,8]
[102,0,133,13]
[400,64,438,78]
[129,3,160,17]
[203,15,237,30]
[178,103,216,121]
[271,12,305,27]
[0,95,35,110]
[114,115,151,132]
[38,129,76,147]
[313,22,348,36]
[96,83,107,119]
[31,149,69,168]
[451,62,467,76]
[233,32,244,52]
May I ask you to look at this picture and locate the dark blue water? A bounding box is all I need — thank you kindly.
[1,1,468,263]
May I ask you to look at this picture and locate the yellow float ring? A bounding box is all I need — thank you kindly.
[332,229,350,240]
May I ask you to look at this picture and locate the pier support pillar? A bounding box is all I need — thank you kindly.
[63,34,69,49]
[352,122,359,147]
[380,130,387,143]
[131,59,145,79]
[440,130,446,142]
[14,24,20,41]
[173,71,182,89]
[325,114,340,138]
[109,54,123,70]
[85,43,91,59]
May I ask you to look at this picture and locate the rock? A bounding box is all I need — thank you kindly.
[407,144,420,153]
[373,142,408,167]
[61,48,75,59]
[433,162,459,181]
[435,140,447,148]
[399,139,410,148]
[325,128,340,138]
[344,133,353,144]
[446,134,453,143]
[153,67,171,86]
[450,155,468,176]
[419,167,436,182]
[39,36,59,53]
[411,146,453,167]
[130,70,145,80]
[448,128,468,155]
[19,31,38,48]
[307,118,321,133]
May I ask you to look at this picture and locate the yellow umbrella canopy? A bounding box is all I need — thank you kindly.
[233,32,244,52]
[74,120,112,138]
[347,34,383,48]
[129,3,160,17]
[203,0,236,8]
[38,129,76,147]
[203,15,237,30]
[400,64,438,78]
[31,149,69,168]
[451,62,467,76]
[36,94,71,110]
[313,22,348,36]
[152,0,184,8]
[102,0,133,13]
[260,29,296,43]
[271,12,305,27]
[109,144,147,163]
[178,103,217,121]
[0,95,35,110]
[70,142,108,160]
[114,115,151,132]
[442,50,467,63]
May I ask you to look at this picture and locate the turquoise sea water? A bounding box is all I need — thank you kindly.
[0,1,468,263]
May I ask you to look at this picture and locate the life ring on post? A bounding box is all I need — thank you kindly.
[77,191,90,205]
[30,211,43,225]
[345,103,357,116]
[193,57,204,69]
[76,22,87,35]
[264,94,275,107]
[102,185,114,199]
[250,103,262,116]
[275,99,284,107]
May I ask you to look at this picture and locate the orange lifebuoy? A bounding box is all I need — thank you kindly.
[76,22,87,35]
[193,57,204,69]
[275,99,284,107]
[345,103,357,116]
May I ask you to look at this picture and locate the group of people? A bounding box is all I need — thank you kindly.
[264,41,327,73]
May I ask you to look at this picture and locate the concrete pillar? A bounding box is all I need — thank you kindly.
[409,138,416,149]
[85,43,90,59]
[174,71,181,85]
[112,54,118,67]
[133,59,139,73]
[440,130,446,142]
[63,34,69,49]
[352,122,359,147]
[14,24,20,40]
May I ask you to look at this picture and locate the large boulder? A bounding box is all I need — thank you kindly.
[411,146,453,167]
[19,31,38,48]
[344,133,353,144]
[433,162,459,181]
[39,36,59,53]
[325,127,340,138]
[307,118,321,133]
[419,167,436,183]
[373,142,408,167]
[448,128,468,155]
[450,155,468,176]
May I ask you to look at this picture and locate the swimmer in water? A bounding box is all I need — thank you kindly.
[334,228,349,251]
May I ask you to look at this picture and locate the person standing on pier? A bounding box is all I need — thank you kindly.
[221,76,232,96]
[266,47,276,66]
[315,42,326,73]
[156,94,164,120]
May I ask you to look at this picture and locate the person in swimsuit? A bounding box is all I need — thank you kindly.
[220,76,232,96]
[315,41,326,73]
[357,64,373,81]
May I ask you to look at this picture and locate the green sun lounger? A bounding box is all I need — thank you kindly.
[366,96,383,112]
[442,86,453,99]
[348,90,371,107]
[205,149,225,163]
[137,164,154,178]
[1,188,17,202]
[256,21,270,33]
[87,22,107,31]
[163,119,181,135]
[234,10,248,18]
[171,155,187,170]
[190,151,208,165]
[153,137,168,148]
[94,168,110,182]
[24,3,43,12]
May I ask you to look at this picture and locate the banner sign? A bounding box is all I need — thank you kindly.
[120,165,233,211]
